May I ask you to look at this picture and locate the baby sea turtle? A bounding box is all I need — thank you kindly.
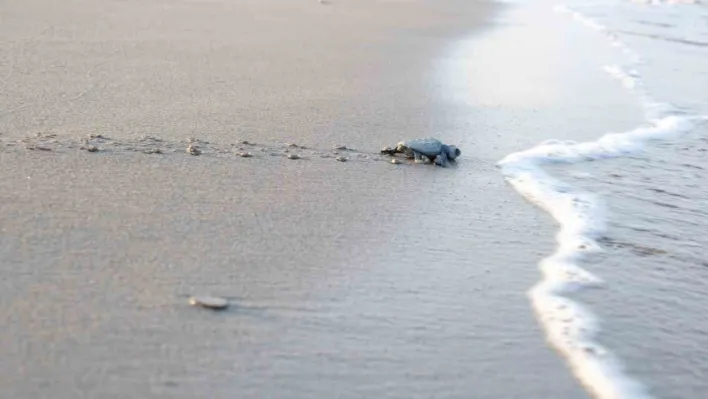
[381,137,460,167]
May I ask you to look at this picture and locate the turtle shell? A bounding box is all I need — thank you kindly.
[401,138,444,157]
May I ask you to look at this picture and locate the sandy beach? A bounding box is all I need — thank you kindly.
[0,0,606,397]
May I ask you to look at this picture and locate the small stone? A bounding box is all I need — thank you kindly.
[333,145,348,150]
[88,133,105,139]
[188,296,229,310]
[187,145,201,156]
[391,158,402,164]
[241,140,252,145]
[85,145,99,153]
[144,148,162,154]
[239,152,253,158]
[140,135,161,142]
[287,154,301,160]
[286,143,298,148]
[336,156,347,162]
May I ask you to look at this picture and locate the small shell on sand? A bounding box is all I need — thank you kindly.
[239,152,253,158]
[189,296,229,310]
[336,156,347,162]
[287,154,301,160]
[187,145,201,156]
[391,158,402,164]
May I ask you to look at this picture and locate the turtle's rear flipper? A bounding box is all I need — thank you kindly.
[413,151,431,164]
[380,146,397,156]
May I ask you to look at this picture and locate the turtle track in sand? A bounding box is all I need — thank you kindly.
[0,131,420,166]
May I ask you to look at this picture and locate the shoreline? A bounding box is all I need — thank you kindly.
[1,1,589,398]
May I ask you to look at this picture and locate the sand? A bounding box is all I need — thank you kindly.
[0,0,589,398]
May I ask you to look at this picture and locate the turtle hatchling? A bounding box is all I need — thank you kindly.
[381,137,461,167]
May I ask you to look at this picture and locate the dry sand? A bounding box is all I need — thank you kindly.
[1,0,588,398]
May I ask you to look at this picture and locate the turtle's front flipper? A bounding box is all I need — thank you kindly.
[434,152,450,167]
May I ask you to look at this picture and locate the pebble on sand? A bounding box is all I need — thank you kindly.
[391,158,402,164]
[189,296,229,310]
[336,156,347,162]
[287,154,301,160]
[239,152,253,158]
[333,145,348,150]
[187,145,201,156]
[85,145,99,153]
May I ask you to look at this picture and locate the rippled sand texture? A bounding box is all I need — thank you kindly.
[0,0,590,398]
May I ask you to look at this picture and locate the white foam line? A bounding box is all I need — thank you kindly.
[498,4,702,399]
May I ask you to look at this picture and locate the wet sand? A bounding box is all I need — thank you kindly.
[1,0,589,398]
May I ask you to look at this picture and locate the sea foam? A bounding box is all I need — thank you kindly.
[497,3,700,399]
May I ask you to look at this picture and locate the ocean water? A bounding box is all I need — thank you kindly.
[496,0,708,398]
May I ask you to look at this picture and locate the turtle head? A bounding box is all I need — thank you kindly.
[395,142,408,154]
[445,145,461,160]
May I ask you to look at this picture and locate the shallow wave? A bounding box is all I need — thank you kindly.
[497,3,705,398]
[616,29,708,49]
